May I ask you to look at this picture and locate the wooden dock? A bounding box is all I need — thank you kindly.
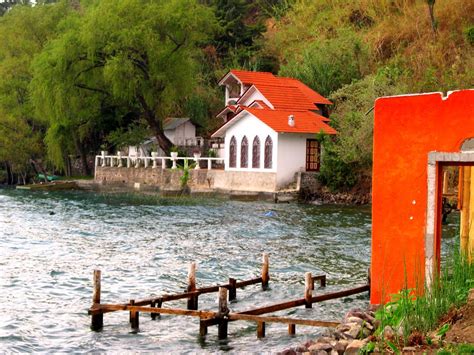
[88,253,370,340]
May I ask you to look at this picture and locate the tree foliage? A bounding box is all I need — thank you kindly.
[0,1,70,179]
[30,0,217,170]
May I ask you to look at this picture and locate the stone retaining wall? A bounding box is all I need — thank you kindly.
[94,167,278,193]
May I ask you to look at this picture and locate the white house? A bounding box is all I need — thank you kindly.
[212,70,337,189]
[129,117,200,156]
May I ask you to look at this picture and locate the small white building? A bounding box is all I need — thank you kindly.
[129,117,200,156]
[212,70,337,189]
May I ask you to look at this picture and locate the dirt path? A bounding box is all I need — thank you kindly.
[445,289,474,344]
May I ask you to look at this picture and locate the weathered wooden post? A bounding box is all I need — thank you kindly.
[150,299,162,320]
[199,320,208,337]
[129,299,139,331]
[320,275,327,288]
[288,323,296,335]
[305,272,313,308]
[217,287,229,339]
[460,166,471,258]
[187,262,198,310]
[257,321,266,338]
[91,269,103,331]
[228,278,237,301]
[261,253,269,290]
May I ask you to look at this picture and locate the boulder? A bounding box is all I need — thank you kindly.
[383,325,395,338]
[308,342,332,352]
[333,340,348,354]
[345,339,367,354]
[344,322,362,339]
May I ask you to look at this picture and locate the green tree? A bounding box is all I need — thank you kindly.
[279,28,369,97]
[31,0,217,169]
[0,1,70,181]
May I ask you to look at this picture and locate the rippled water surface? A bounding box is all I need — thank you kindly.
[1,188,373,353]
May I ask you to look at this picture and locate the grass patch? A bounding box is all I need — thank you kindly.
[374,247,474,350]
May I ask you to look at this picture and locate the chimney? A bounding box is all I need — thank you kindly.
[288,114,295,127]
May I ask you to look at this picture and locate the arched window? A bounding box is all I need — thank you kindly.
[240,136,248,168]
[264,136,273,169]
[252,136,260,168]
[229,136,237,168]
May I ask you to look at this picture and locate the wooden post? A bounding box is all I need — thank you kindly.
[228,278,237,301]
[217,287,229,339]
[187,262,198,310]
[261,253,269,290]
[129,299,139,330]
[199,320,208,337]
[91,270,103,331]
[257,321,266,338]
[320,275,326,288]
[288,323,296,335]
[150,299,162,320]
[461,166,471,257]
[443,170,449,195]
[305,272,312,308]
[469,166,474,263]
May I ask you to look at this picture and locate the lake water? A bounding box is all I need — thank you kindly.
[0,188,458,353]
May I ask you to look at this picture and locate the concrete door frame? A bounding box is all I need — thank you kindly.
[425,151,474,286]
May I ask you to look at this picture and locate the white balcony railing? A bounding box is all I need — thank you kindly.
[95,152,224,171]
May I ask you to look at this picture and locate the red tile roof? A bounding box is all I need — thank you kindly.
[227,69,332,107]
[244,108,337,134]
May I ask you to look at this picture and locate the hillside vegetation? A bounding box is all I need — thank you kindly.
[0,0,473,188]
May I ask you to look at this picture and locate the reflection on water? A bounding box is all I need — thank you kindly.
[1,188,371,352]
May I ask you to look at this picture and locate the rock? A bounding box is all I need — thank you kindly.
[363,321,374,331]
[333,340,348,354]
[310,351,328,355]
[336,324,351,333]
[308,342,332,352]
[279,350,297,355]
[345,339,367,354]
[346,316,364,325]
[345,310,375,325]
[304,340,315,349]
[329,350,338,355]
[344,322,362,339]
[293,346,307,353]
[333,330,354,341]
[315,337,334,344]
[383,325,395,338]
[397,325,405,337]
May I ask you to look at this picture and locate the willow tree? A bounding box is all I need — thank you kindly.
[31,0,216,164]
[0,1,70,182]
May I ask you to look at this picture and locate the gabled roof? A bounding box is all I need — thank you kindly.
[219,70,277,86]
[220,69,332,107]
[164,117,191,130]
[212,108,337,138]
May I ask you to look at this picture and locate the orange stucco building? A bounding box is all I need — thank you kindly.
[371,89,474,304]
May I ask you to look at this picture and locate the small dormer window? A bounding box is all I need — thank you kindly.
[228,82,240,98]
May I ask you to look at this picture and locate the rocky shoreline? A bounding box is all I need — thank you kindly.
[280,308,377,355]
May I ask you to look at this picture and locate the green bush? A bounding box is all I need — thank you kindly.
[465,26,474,45]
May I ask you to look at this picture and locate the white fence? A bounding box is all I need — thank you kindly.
[95,152,224,171]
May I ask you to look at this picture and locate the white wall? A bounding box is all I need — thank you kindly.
[238,88,273,108]
[276,133,314,188]
[224,112,278,173]
[165,121,196,146]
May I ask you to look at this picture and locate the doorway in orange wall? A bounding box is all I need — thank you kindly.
[426,151,474,286]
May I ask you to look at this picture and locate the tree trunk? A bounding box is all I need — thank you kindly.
[30,159,49,183]
[138,95,173,155]
[5,161,13,185]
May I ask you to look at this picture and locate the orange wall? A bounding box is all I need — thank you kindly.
[371,90,474,304]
